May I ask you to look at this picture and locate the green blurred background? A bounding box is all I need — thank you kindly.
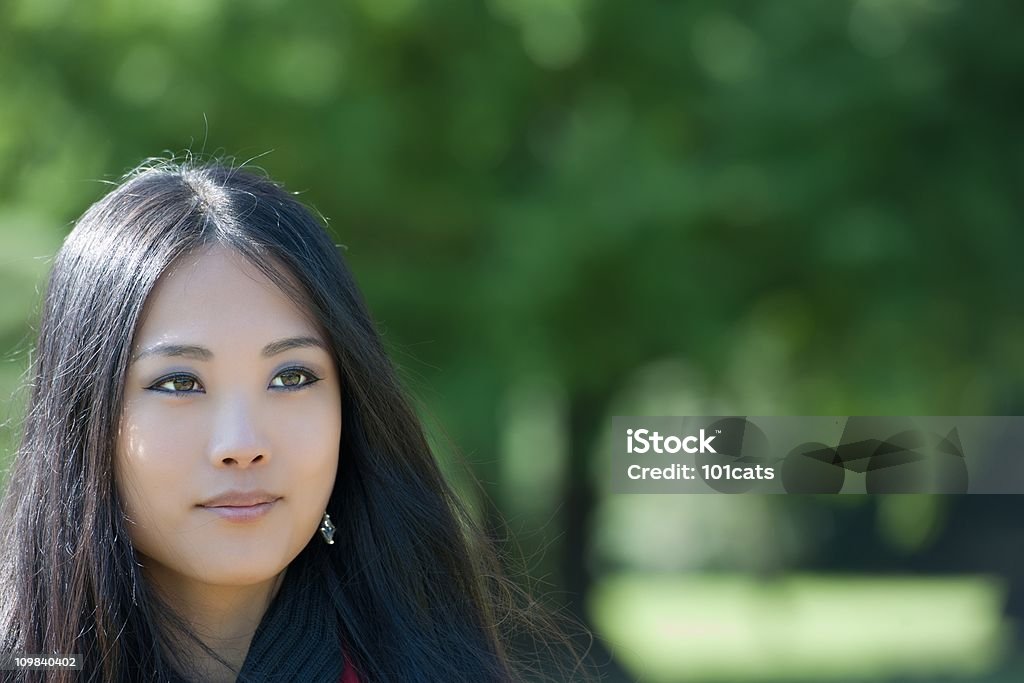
[2,0,1023,680]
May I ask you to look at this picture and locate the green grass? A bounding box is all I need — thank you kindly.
[589,573,1013,682]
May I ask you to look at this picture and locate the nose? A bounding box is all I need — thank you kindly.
[207,396,272,468]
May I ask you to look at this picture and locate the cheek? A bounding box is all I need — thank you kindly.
[114,404,206,545]
[277,397,342,493]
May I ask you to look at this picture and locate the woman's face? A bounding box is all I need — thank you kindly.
[116,244,341,588]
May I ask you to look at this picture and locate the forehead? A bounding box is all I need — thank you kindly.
[132,245,321,348]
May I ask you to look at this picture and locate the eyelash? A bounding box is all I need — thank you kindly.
[148,367,322,396]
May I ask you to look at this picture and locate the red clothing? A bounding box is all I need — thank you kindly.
[339,652,360,683]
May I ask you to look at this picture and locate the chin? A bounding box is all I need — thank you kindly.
[184,540,299,587]
[193,553,293,587]
[203,566,286,587]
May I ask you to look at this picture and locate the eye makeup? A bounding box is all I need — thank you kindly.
[146,365,323,396]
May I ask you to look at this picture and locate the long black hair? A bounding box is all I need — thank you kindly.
[0,159,590,682]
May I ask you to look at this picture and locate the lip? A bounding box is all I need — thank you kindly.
[199,490,281,507]
[198,490,281,523]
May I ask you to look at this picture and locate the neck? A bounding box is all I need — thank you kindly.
[144,563,287,683]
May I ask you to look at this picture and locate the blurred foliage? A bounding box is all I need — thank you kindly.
[2,0,1023,680]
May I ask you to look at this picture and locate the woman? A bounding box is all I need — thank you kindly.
[0,160,588,682]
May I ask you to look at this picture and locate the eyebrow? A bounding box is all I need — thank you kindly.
[131,336,328,363]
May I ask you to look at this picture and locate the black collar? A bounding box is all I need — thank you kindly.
[236,555,344,682]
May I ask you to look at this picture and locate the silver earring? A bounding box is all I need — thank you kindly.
[319,511,335,545]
